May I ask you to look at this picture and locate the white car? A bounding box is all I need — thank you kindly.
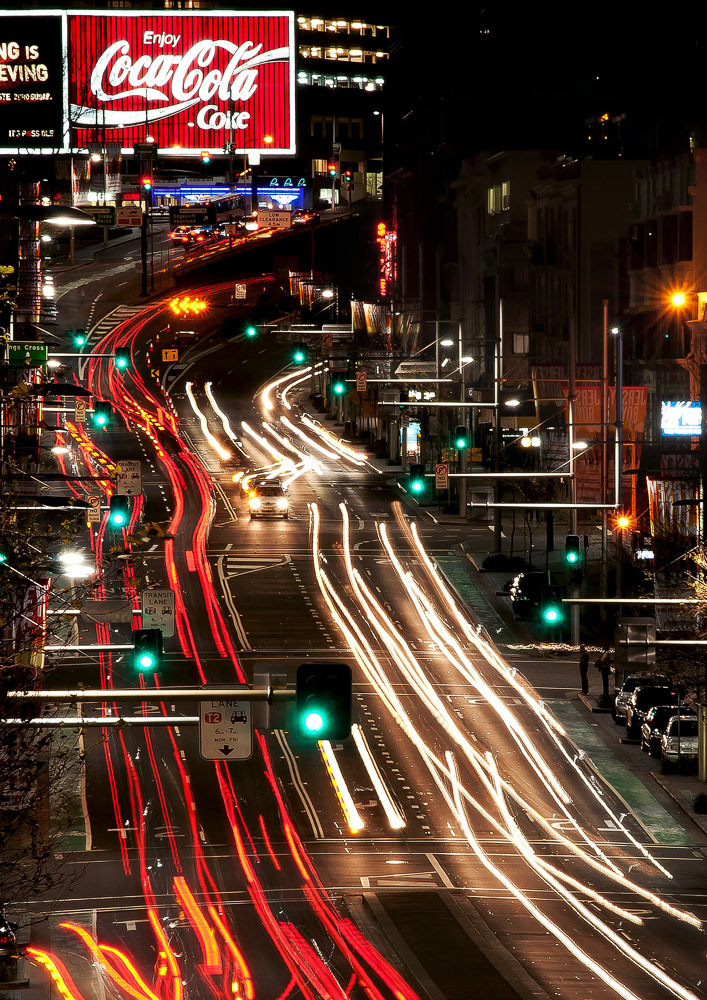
[249,483,289,519]
[661,715,698,767]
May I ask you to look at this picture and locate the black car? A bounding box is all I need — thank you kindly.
[509,571,546,620]
[640,704,694,757]
[626,684,680,739]
[613,672,669,724]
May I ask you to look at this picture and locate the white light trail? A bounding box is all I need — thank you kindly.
[307,501,703,997]
[204,382,242,449]
[351,724,406,830]
[445,752,644,1000]
[185,382,231,461]
[397,507,676,881]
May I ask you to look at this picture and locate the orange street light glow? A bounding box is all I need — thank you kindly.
[671,292,686,307]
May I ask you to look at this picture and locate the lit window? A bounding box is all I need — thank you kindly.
[513,333,529,354]
[502,181,510,210]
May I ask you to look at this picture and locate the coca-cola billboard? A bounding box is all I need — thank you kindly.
[68,11,294,155]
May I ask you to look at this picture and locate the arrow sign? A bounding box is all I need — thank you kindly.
[219,746,233,756]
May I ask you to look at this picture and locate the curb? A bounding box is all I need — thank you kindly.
[651,772,707,840]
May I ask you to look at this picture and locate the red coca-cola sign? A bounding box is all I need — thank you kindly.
[68,10,294,154]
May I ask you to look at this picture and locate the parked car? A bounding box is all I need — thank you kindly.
[661,715,699,768]
[613,672,669,724]
[626,684,680,739]
[640,705,694,757]
[248,482,289,519]
[290,208,319,225]
[508,571,545,621]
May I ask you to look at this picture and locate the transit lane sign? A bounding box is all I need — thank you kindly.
[141,588,175,637]
[199,698,252,760]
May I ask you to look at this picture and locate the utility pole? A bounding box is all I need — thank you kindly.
[569,313,579,645]
[600,300,609,617]
[492,294,503,550]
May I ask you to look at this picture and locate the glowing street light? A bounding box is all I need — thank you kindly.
[671,292,686,307]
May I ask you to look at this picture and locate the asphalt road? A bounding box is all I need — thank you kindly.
[19,261,707,1000]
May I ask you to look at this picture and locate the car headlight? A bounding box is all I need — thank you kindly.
[249,498,261,509]
[277,499,288,510]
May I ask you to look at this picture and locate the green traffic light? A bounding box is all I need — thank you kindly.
[115,357,128,370]
[110,511,126,526]
[543,607,560,623]
[74,335,86,347]
[294,350,305,363]
[95,414,107,426]
[245,326,257,338]
[411,479,424,493]
[566,551,578,564]
[304,710,325,734]
[138,652,155,670]
[0,552,6,563]
[455,437,467,449]
[333,381,346,395]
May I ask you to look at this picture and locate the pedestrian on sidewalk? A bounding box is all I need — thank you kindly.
[596,649,612,702]
[578,645,589,695]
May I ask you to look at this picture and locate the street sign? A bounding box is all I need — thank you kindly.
[114,460,142,497]
[234,283,247,299]
[322,332,333,348]
[87,495,101,523]
[168,206,211,227]
[8,341,47,368]
[435,463,449,489]
[199,697,252,761]
[75,399,87,423]
[141,588,175,637]
[356,371,367,392]
[84,206,116,227]
[116,206,142,227]
[257,210,290,229]
[162,348,179,363]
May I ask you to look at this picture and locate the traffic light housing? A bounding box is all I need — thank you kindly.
[408,464,426,495]
[564,534,581,565]
[453,425,469,450]
[327,159,339,179]
[293,342,308,364]
[71,329,86,348]
[141,175,152,191]
[296,662,352,740]
[108,494,130,528]
[91,401,113,428]
[331,375,347,396]
[342,168,353,184]
[200,150,211,165]
[114,347,129,370]
[540,586,564,626]
[131,628,163,673]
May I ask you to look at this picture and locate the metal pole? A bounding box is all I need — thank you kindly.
[493,291,503,551]
[615,330,624,602]
[600,300,609,616]
[569,313,579,645]
[458,319,466,517]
